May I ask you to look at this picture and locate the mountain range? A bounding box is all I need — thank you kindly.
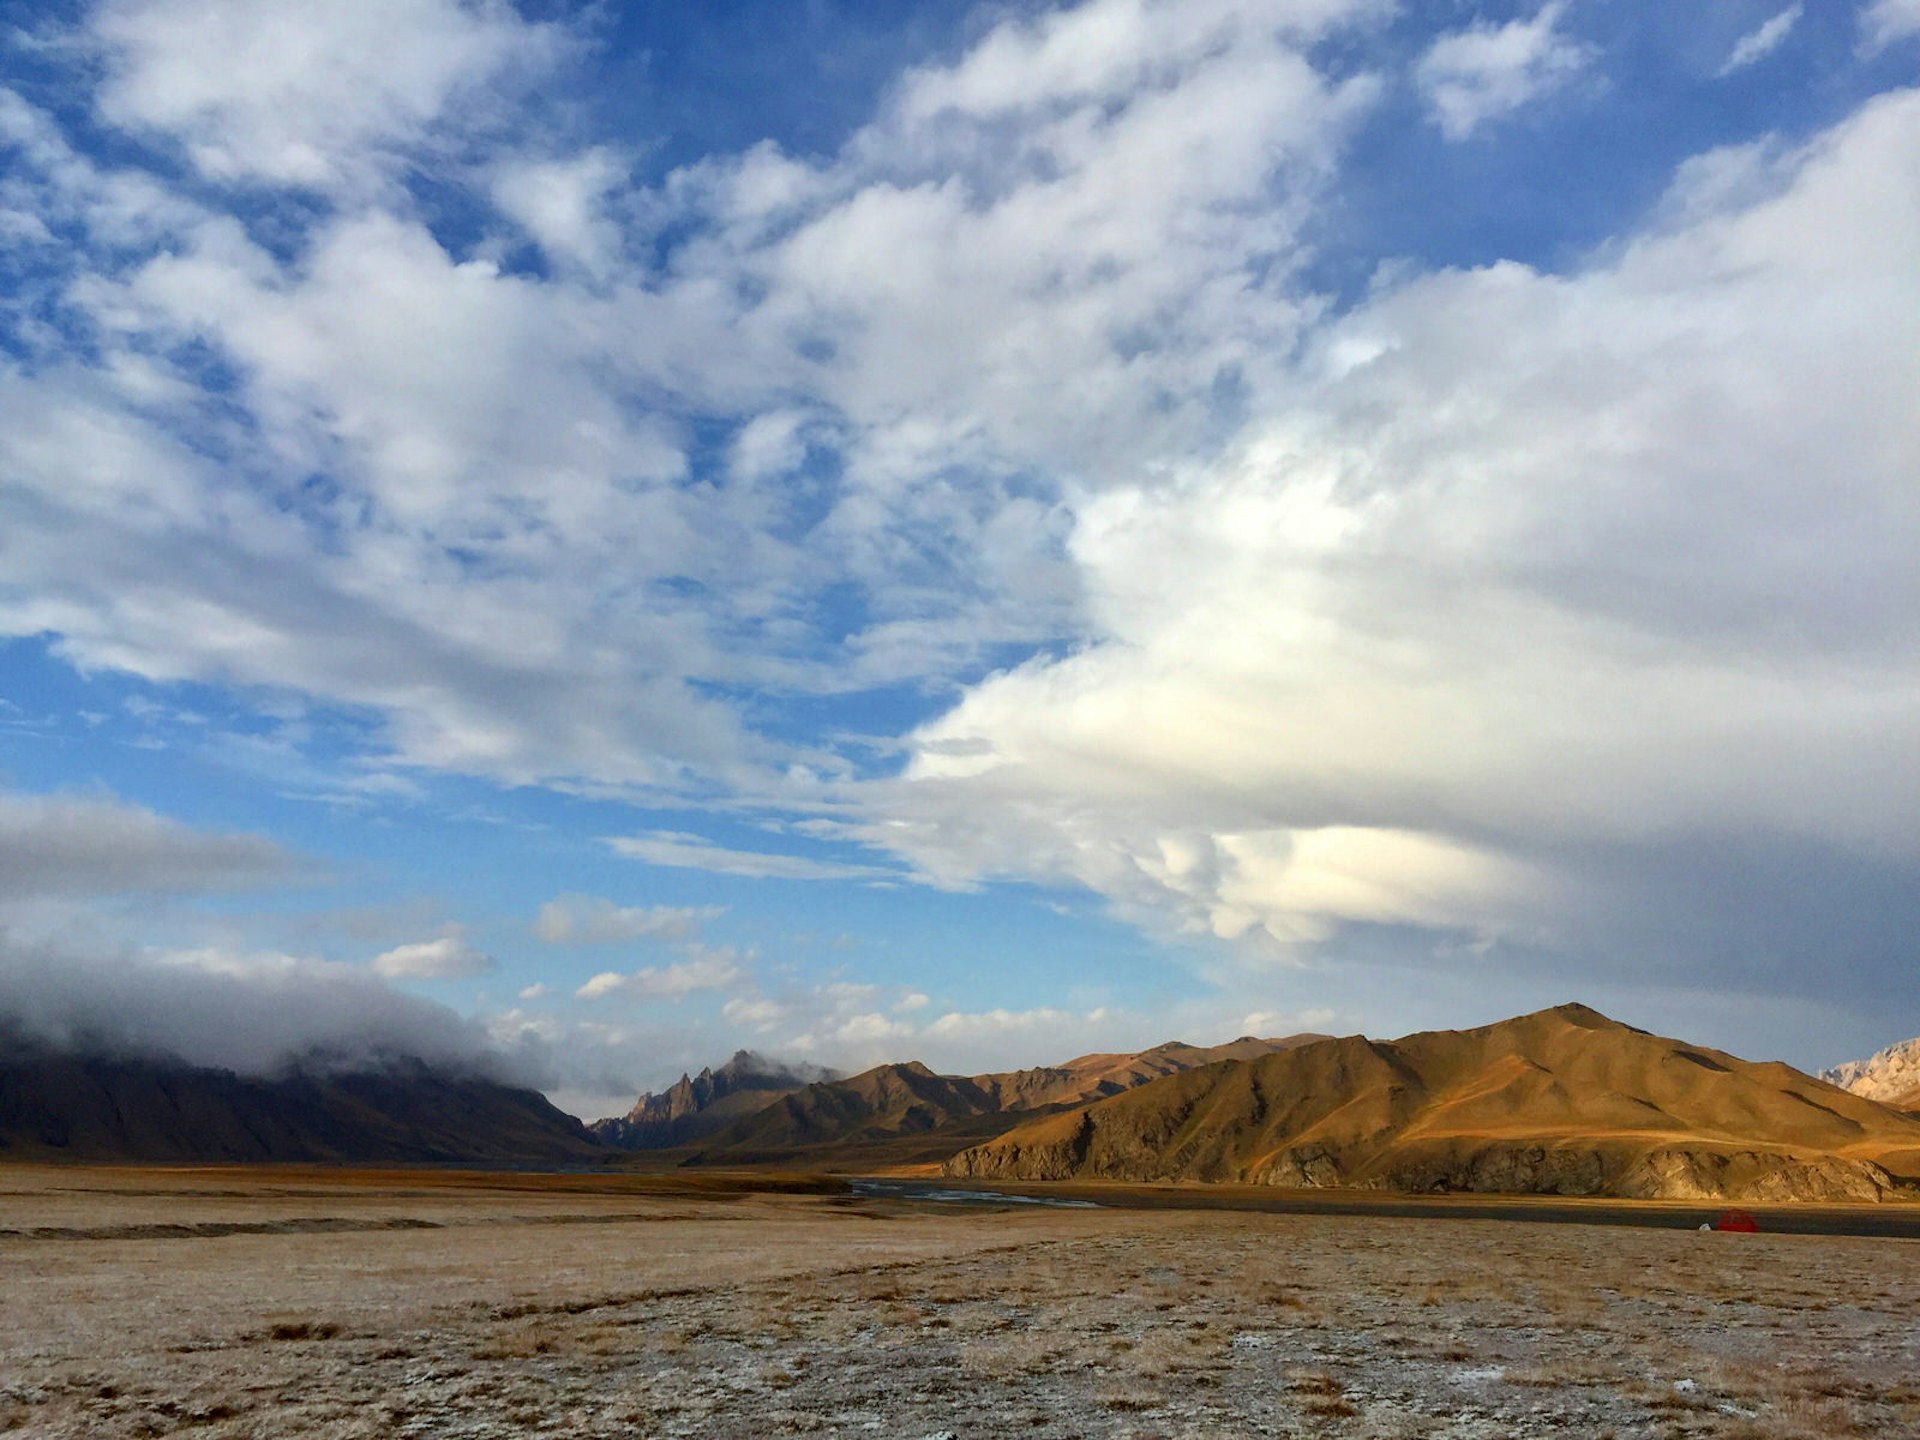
[623,1034,1326,1168]
[6,1006,1920,1204]
[946,1004,1920,1202]
[0,1031,600,1165]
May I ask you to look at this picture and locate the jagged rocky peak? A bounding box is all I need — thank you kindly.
[590,1050,838,1149]
[1823,1034,1920,1110]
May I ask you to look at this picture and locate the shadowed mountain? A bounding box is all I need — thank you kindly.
[1823,1035,1920,1113]
[0,1035,603,1165]
[946,1004,1920,1202]
[591,1050,834,1149]
[679,1034,1327,1168]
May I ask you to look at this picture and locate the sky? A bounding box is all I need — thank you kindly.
[1,0,1917,1119]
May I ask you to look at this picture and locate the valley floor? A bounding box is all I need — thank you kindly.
[2,1165,1917,1439]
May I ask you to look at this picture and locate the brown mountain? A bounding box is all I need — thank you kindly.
[0,1038,604,1165]
[946,1004,1920,1202]
[682,1034,1326,1167]
[590,1050,832,1149]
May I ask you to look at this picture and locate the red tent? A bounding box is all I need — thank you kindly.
[1713,1208,1759,1233]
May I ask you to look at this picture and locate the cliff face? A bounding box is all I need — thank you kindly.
[946,1005,1920,1202]
[0,1044,603,1165]
[1823,1035,1920,1112]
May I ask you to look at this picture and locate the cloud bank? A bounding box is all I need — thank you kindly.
[0,938,538,1081]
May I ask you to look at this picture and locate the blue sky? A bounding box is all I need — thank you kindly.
[2,0,1918,1116]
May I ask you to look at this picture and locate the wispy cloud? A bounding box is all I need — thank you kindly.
[1717,5,1801,76]
[532,893,723,945]
[604,832,901,883]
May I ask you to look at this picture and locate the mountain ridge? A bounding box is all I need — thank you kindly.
[945,1004,1920,1202]
[675,1033,1331,1167]
[0,1035,603,1165]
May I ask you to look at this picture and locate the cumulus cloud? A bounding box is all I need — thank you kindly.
[531,894,721,945]
[0,937,535,1080]
[371,933,495,980]
[1717,6,1802,76]
[1415,2,1592,140]
[0,790,297,899]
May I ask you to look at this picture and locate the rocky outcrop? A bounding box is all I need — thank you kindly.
[1823,1036,1920,1112]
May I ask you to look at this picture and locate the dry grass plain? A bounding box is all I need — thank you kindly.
[3,1166,1918,1439]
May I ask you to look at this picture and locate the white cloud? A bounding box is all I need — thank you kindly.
[872,87,1920,955]
[1861,0,1920,54]
[576,945,746,1000]
[491,148,625,274]
[532,894,721,945]
[605,831,900,882]
[893,0,1377,125]
[91,0,564,192]
[1717,6,1802,76]
[0,0,1388,804]
[1415,2,1591,140]
[371,933,495,980]
[0,789,295,899]
[517,982,550,1001]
